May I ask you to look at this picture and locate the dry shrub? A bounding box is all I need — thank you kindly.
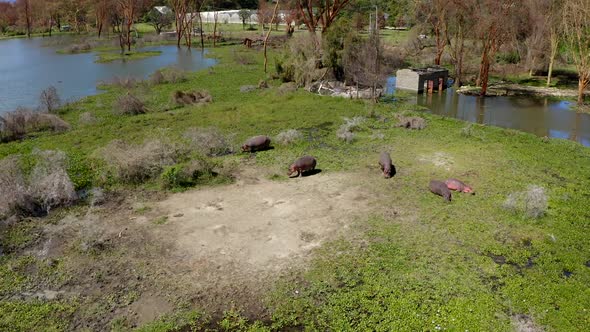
[278,35,327,87]
[98,139,185,183]
[0,109,70,142]
[149,70,165,85]
[163,67,188,83]
[183,127,234,156]
[88,187,106,207]
[233,50,256,65]
[99,76,138,89]
[337,117,365,143]
[258,80,269,89]
[0,156,28,218]
[114,93,146,115]
[29,150,77,213]
[0,150,77,218]
[66,42,92,53]
[503,185,548,219]
[172,90,213,106]
[275,129,303,145]
[39,86,62,114]
[397,115,426,130]
[277,82,297,95]
[79,112,98,125]
[240,85,257,93]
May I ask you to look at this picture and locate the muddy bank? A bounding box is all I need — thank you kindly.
[457,83,589,98]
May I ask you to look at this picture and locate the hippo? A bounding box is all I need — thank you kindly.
[379,152,395,178]
[445,178,474,194]
[429,180,452,202]
[288,156,317,177]
[241,135,271,152]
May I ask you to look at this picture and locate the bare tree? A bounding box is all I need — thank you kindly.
[170,0,187,47]
[116,0,146,52]
[444,0,474,88]
[294,0,351,34]
[94,0,112,38]
[546,1,561,87]
[562,0,590,104]
[263,0,280,72]
[418,0,449,66]
[473,0,520,96]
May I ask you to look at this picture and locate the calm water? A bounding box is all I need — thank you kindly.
[0,38,216,113]
[386,77,590,147]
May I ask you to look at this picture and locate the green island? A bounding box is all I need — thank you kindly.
[95,51,163,63]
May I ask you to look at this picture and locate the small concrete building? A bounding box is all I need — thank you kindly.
[396,67,449,93]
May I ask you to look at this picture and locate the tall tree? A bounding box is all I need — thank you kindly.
[16,0,33,38]
[562,0,590,104]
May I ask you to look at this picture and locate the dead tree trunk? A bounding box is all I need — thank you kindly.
[264,0,280,73]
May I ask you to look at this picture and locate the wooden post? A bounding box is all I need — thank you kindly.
[428,80,434,94]
[438,78,444,91]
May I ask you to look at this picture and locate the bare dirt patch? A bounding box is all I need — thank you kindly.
[23,170,374,329]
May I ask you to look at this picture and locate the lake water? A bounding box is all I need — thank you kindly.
[386,77,590,147]
[0,37,216,113]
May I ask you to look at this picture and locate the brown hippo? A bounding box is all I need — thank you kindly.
[288,156,317,177]
[241,135,271,152]
[379,152,395,178]
[430,180,452,202]
[445,178,474,194]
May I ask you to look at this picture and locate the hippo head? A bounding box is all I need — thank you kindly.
[287,164,297,176]
[463,186,474,194]
[444,192,452,202]
[383,170,391,179]
[241,144,250,152]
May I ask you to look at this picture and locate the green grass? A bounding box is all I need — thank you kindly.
[0,301,76,331]
[95,50,162,63]
[1,45,589,331]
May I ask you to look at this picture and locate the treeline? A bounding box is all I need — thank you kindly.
[0,0,257,37]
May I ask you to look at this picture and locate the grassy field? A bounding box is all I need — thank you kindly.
[0,45,589,331]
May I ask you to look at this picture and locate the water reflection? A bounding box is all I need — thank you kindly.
[385,76,590,147]
[0,38,216,113]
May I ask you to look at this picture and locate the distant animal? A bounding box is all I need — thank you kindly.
[445,178,474,194]
[243,38,253,48]
[241,135,271,152]
[429,180,452,201]
[288,156,317,177]
[379,152,395,178]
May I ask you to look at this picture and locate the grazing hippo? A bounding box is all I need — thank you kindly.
[288,156,317,177]
[241,135,271,152]
[445,178,474,194]
[430,180,452,202]
[379,152,395,178]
